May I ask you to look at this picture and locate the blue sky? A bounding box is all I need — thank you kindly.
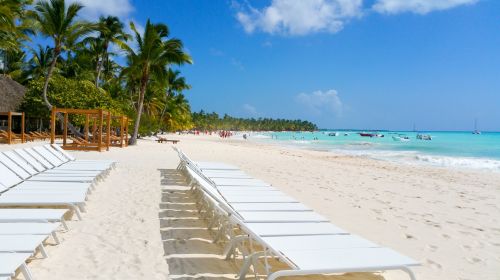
[72,0,499,131]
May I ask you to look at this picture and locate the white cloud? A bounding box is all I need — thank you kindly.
[235,0,363,36]
[231,58,244,70]
[296,89,344,116]
[372,0,479,14]
[243,104,259,116]
[209,48,225,57]
[68,0,134,20]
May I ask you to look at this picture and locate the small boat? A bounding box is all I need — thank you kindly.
[343,133,349,136]
[359,132,384,138]
[416,134,432,140]
[392,135,410,142]
[328,132,340,136]
[472,119,481,134]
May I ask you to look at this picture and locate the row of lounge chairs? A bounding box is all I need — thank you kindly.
[0,131,62,143]
[0,144,115,280]
[174,147,419,280]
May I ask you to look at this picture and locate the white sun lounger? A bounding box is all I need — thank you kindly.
[0,253,33,280]
[36,146,111,172]
[0,209,69,229]
[3,151,101,178]
[0,154,96,189]
[49,144,116,167]
[0,223,62,244]
[0,235,49,258]
[177,148,420,280]
[0,160,91,198]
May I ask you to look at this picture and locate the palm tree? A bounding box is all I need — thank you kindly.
[33,0,93,110]
[124,19,192,145]
[159,69,191,120]
[94,16,129,87]
[26,44,54,80]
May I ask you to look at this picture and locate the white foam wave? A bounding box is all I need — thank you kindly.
[250,134,271,139]
[414,155,500,171]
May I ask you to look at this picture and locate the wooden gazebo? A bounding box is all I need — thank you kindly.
[50,107,111,152]
[0,111,26,144]
[110,115,129,148]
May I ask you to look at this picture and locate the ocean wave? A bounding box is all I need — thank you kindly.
[414,155,500,171]
[250,134,271,139]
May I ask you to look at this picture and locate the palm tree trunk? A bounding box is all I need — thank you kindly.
[129,71,148,145]
[94,58,102,88]
[42,49,59,110]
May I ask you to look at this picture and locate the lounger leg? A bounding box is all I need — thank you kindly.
[20,263,34,280]
[61,219,69,230]
[238,251,265,280]
[224,235,247,259]
[78,203,86,213]
[72,205,82,220]
[52,232,60,244]
[38,244,49,258]
[401,266,417,280]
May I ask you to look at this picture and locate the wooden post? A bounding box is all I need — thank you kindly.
[50,107,56,144]
[98,109,103,151]
[7,111,12,144]
[85,114,89,142]
[63,112,68,146]
[125,117,129,147]
[21,112,25,143]
[120,116,125,147]
[106,112,111,151]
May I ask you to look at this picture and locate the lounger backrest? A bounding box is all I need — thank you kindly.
[14,149,47,172]
[0,182,7,192]
[32,146,64,167]
[24,148,54,169]
[3,151,38,175]
[0,153,31,180]
[51,144,76,161]
[43,144,69,163]
[0,161,23,188]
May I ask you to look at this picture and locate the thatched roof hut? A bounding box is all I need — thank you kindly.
[0,76,26,112]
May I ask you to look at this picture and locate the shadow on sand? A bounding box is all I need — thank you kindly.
[158,169,244,280]
[157,169,386,280]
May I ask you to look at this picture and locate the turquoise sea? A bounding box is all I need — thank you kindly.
[246,131,500,171]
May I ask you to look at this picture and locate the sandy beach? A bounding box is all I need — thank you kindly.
[3,135,499,280]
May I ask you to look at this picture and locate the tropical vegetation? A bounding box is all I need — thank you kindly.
[192,111,317,131]
[0,0,317,144]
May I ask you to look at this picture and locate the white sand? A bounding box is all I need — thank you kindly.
[2,135,499,280]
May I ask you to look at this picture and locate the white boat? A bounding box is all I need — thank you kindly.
[416,134,432,140]
[392,135,410,142]
[472,119,481,134]
[328,132,340,136]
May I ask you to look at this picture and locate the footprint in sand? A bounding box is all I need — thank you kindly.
[426,259,442,269]
[466,257,482,264]
[404,233,416,240]
[426,244,438,252]
[441,234,451,239]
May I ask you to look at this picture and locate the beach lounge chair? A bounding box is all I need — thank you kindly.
[0,253,33,280]
[0,164,87,220]
[0,153,93,197]
[49,144,116,167]
[0,222,62,244]
[0,235,50,258]
[176,149,420,279]
[0,208,69,230]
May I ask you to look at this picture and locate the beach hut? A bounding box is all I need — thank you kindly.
[0,77,27,144]
[50,107,111,152]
